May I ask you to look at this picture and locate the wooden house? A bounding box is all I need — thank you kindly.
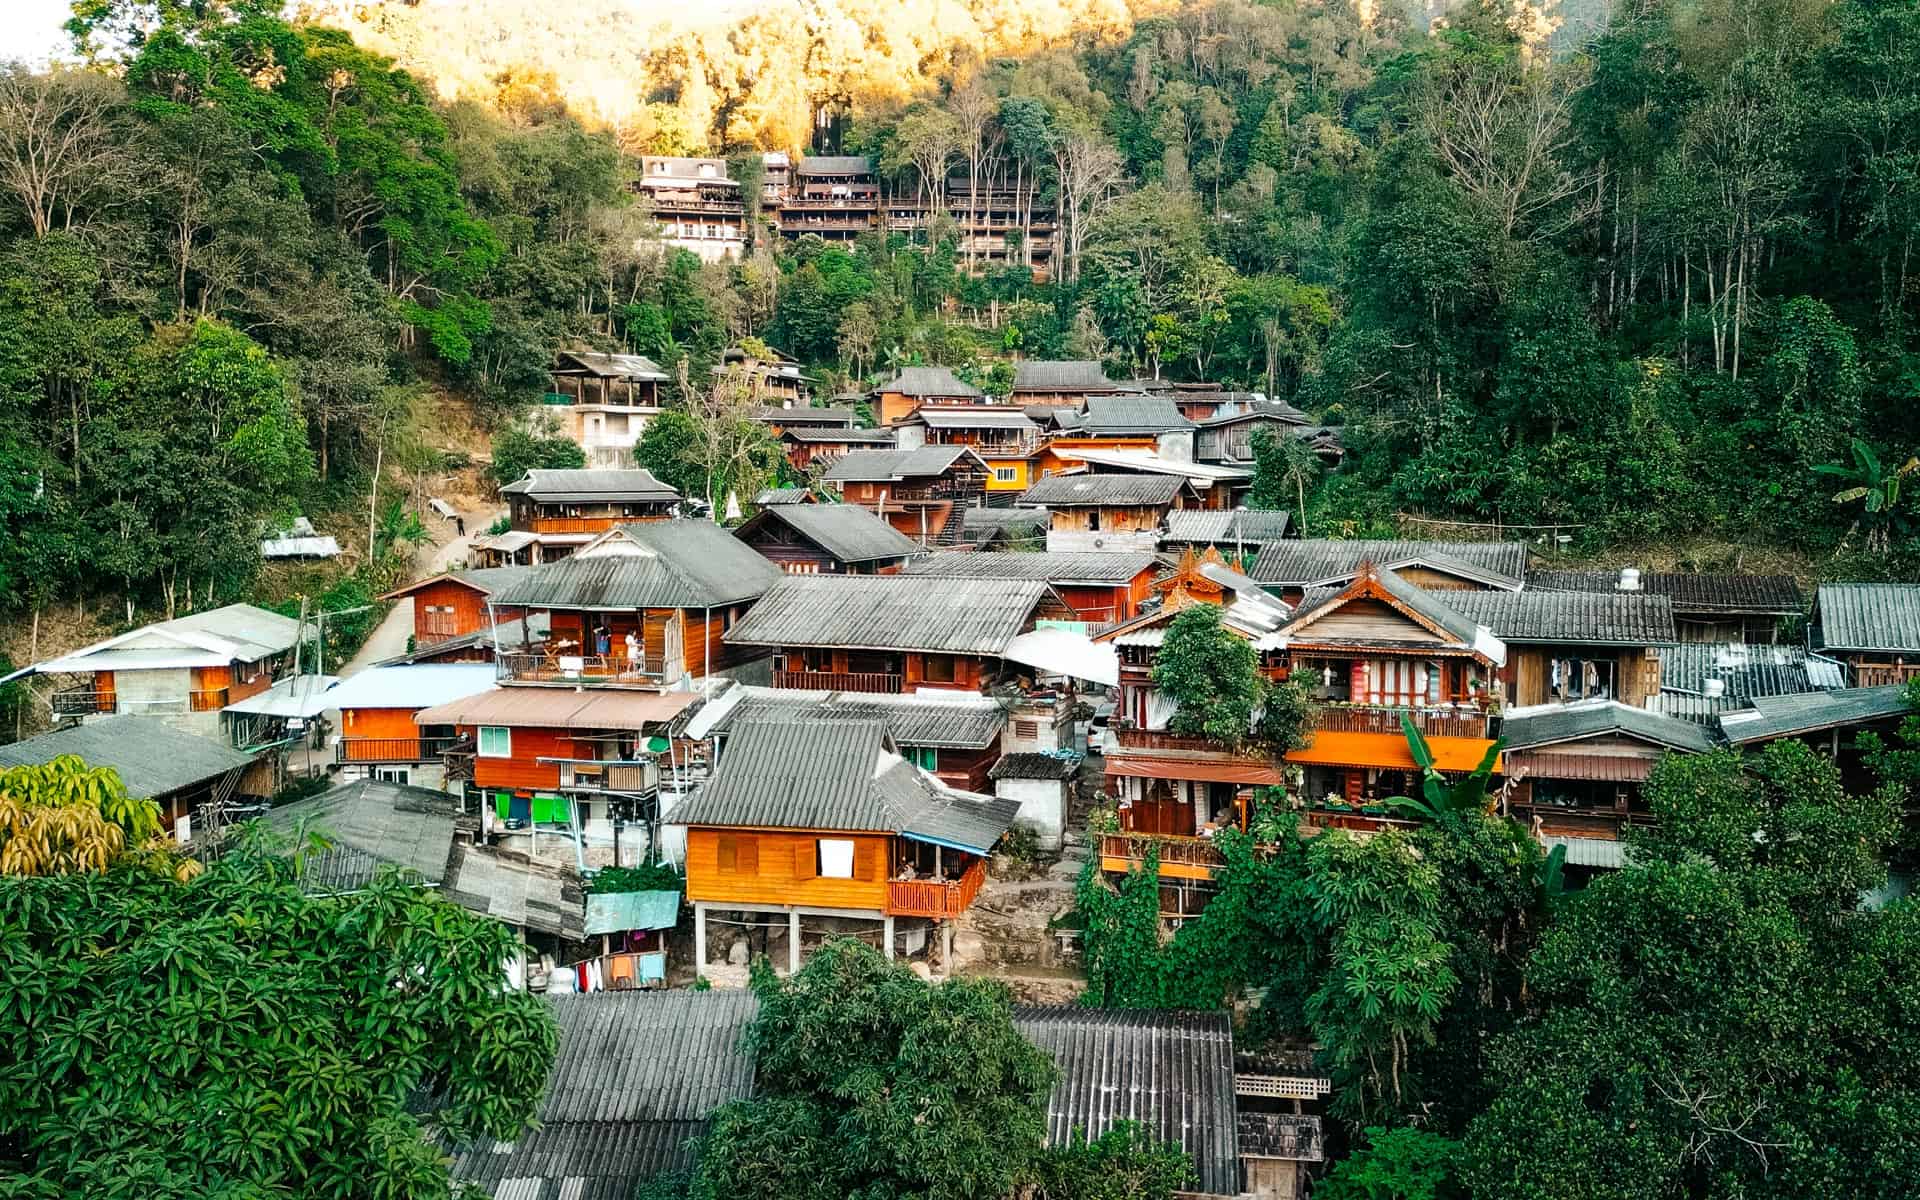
[725,573,1056,695]
[380,567,530,649]
[492,469,682,565]
[1048,446,1250,510]
[1437,588,1676,709]
[323,663,497,790]
[368,613,549,667]
[545,351,668,467]
[1530,568,1803,643]
[820,446,991,545]
[688,683,1010,794]
[715,345,808,403]
[1141,381,1275,423]
[635,156,746,262]
[893,405,1042,492]
[899,550,1159,627]
[777,156,880,241]
[1019,473,1188,553]
[778,424,895,470]
[748,403,856,437]
[1193,402,1328,465]
[0,715,258,844]
[36,603,310,739]
[1248,539,1530,604]
[1718,684,1916,791]
[672,718,1018,974]
[872,366,987,428]
[484,520,784,689]
[732,502,923,575]
[1007,360,1135,407]
[1056,395,1196,448]
[1812,583,1920,685]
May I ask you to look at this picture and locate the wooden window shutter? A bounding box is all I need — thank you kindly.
[737,837,759,875]
[717,834,738,872]
[855,841,882,882]
[794,840,817,881]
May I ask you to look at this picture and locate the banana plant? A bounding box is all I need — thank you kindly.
[1813,437,1920,554]
[1381,713,1505,822]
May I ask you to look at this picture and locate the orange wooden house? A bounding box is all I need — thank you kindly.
[872,365,988,427]
[820,446,990,545]
[381,567,530,650]
[481,468,682,565]
[322,663,498,789]
[898,551,1158,627]
[671,717,1019,974]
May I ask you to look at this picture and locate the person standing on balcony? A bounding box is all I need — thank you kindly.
[596,626,612,661]
[624,631,639,673]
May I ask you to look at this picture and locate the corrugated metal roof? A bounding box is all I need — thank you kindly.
[1054,448,1249,482]
[1069,395,1196,434]
[500,469,680,503]
[796,154,873,175]
[754,487,813,505]
[990,752,1078,780]
[1658,643,1848,700]
[749,405,854,425]
[582,889,680,935]
[1540,835,1628,869]
[696,686,1007,749]
[262,779,460,891]
[414,687,698,730]
[0,715,254,798]
[554,350,668,380]
[1441,590,1677,645]
[1498,700,1717,753]
[781,425,896,444]
[1249,540,1530,587]
[1196,399,1311,426]
[821,446,979,482]
[1013,1006,1240,1196]
[319,664,498,711]
[909,407,1036,430]
[441,844,585,939]
[742,503,923,563]
[964,507,1048,531]
[490,522,781,609]
[1718,684,1914,744]
[1010,360,1126,392]
[879,366,985,398]
[223,673,340,718]
[448,1120,707,1200]
[1163,510,1291,544]
[1528,570,1803,615]
[1018,474,1185,507]
[901,550,1157,584]
[726,574,1046,654]
[39,603,309,673]
[1816,583,1920,654]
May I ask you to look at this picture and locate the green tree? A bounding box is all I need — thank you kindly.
[1152,603,1264,747]
[0,756,170,878]
[489,422,586,487]
[1317,1127,1461,1200]
[1249,427,1324,538]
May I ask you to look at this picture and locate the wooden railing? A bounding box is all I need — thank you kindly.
[338,736,455,764]
[1098,830,1227,875]
[1299,808,1421,836]
[51,689,115,715]
[887,859,986,919]
[563,761,657,793]
[189,687,230,713]
[499,652,671,687]
[773,669,902,694]
[1855,662,1920,687]
[531,516,622,534]
[1113,727,1263,755]
[1316,705,1490,739]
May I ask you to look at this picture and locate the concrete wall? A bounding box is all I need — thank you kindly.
[996,776,1066,851]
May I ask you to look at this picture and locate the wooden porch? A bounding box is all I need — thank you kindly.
[886,858,987,919]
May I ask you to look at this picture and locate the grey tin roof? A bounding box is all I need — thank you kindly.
[754,487,814,505]
[821,446,979,482]
[0,715,253,798]
[796,154,873,175]
[1249,539,1530,587]
[1816,583,1920,654]
[1441,589,1677,646]
[1163,509,1292,545]
[441,844,586,940]
[750,405,855,425]
[909,407,1038,431]
[554,350,668,381]
[701,686,1007,749]
[781,425,896,444]
[1658,642,1848,701]
[725,574,1046,654]
[964,507,1048,531]
[500,469,680,504]
[878,366,985,398]
[1498,701,1717,754]
[1014,1006,1240,1196]
[490,522,782,609]
[1529,570,1803,616]
[1067,395,1196,434]
[740,502,922,564]
[1718,684,1914,744]
[447,990,759,1199]
[990,752,1079,781]
[901,550,1157,585]
[1018,473,1186,508]
[1010,360,1127,392]
[262,779,461,893]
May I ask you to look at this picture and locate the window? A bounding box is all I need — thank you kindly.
[1087,510,1101,531]
[908,746,938,771]
[1550,656,1617,703]
[1013,719,1040,740]
[478,726,511,757]
[994,467,1020,483]
[923,655,956,683]
[817,838,856,879]
[373,766,411,785]
[717,834,759,874]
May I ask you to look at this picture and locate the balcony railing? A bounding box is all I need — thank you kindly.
[338,736,455,764]
[51,689,115,715]
[1315,704,1491,739]
[1856,662,1920,687]
[1113,727,1269,756]
[499,652,671,687]
[557,759,658,794]
[1099,830,1228,876]
[887,858,986,919]
[773,669,902,694]
[531,515,623,534]
[1299,807,1421,836]
[190,687,230,712]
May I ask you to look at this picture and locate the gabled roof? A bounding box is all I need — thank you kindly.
[905,407,1037,431]
[754,487,815,505]
[490,521,781,609]
[750,404,855,425]
[1528,570,1803,616]
[1010,360,1129,392]
[900,550,1158,585]
[1163,509,1292,545]
[1018,473,1186,508]
[1277,565,1505,664]
[1062,395,1196,434]
[448,990,761,1200]
[315,663,498,712]
[781,425,896,444]
[736,502,923,564]
[877,365,985,399]
[1440,589,1677,646]
[725,574,1048,654]
[1052,447,1248,482]
[380,566,533,602]
[821,446,985,482]
[1195,399,1312,426]
[0,715,254,798]
[553,349,668,380]
[1718,684,1914,744]
[796,154,873,175]
[500,469,680,504]
[1250,539,1530,588]
[1499,700,1717,754]
[262,779,462,892]
[687,684,1007,749]
[1815,583,1920,654]
[37,602,307,673]
[671,718,1019,852]
[1014,1006,1240,1197]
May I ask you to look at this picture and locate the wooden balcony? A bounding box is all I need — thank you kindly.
[499,652,671,687]
[1855,662,1920,687]
[1315,704,1490,739]
[338,736,455,764]
[531,515,622,535]
[189,687,229,713]
[887,858,986,919]
[556,759,658,794]
[773,669,902,694]
[1098,830,1227,879]
[1298,807,1421,837]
